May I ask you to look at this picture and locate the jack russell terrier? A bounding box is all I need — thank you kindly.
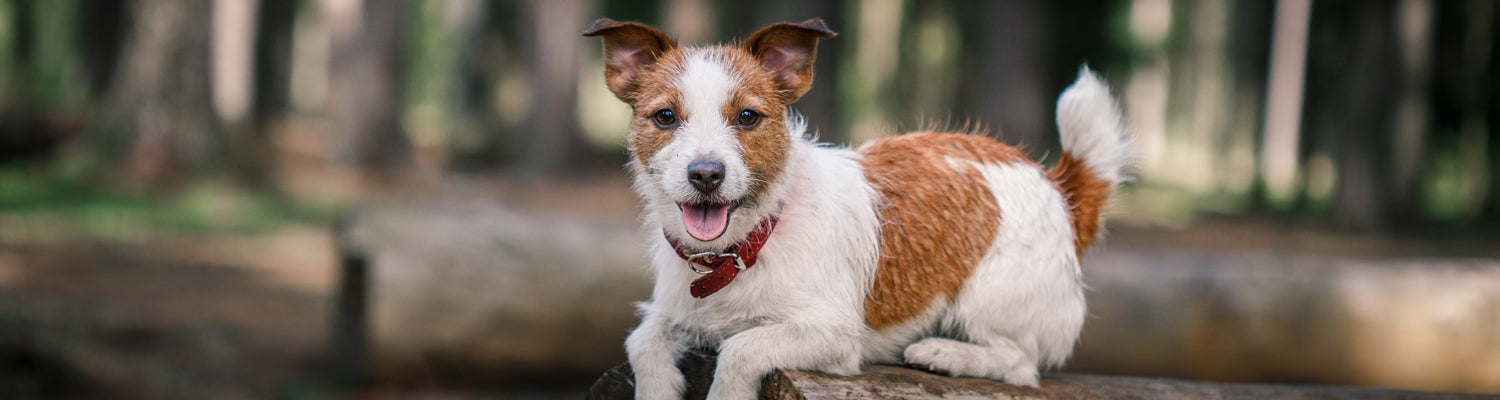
[584,17,1129,399]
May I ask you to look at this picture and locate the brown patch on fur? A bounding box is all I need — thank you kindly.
[859,132,1024,330]
[717,49,792,200]
[623,46,796,193]
[621,50,691,168]
[1047,152,1110,256]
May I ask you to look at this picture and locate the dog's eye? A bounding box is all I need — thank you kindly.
[652,109,677,128]
[735,109,761,128]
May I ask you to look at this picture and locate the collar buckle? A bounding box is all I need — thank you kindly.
[684,251,746,274]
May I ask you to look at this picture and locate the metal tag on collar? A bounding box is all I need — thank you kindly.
[684,251,746,275]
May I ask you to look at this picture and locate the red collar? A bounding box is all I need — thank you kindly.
[665,216,779,298]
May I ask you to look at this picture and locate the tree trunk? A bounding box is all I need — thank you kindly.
[1386,0,1435,226]
[326,0,410,171]
[518,0,591,176]
[101,0,220,185]
[969,0,1051,157]
[1259,0,1312,204]
[1332,0,1397,230]
[253,0,297,126]
[79,0,127,96]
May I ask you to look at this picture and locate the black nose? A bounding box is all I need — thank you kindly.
[687,160,725,194]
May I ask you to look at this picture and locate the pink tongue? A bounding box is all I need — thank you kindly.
[682,203,732,241]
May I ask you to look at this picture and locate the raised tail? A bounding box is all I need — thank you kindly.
[1048,66,1130,254]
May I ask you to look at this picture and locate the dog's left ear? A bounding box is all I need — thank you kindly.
[743,18,837,104]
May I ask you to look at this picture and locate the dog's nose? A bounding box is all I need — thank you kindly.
[687,160,726,193]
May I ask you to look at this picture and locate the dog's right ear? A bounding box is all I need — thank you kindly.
[583,18,676,102]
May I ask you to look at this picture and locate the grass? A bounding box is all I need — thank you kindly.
[0,167,333,241]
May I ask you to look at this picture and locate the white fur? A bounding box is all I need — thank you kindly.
[628,104,882,399]
[641,49,765,250]
[906,160,1086,385]
[860,296,948,363]
[1057,66,1131,186]
[625,60,1121,399]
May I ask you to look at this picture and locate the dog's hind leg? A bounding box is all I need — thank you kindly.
[903,335,1040,386]
[903,161,1087,387]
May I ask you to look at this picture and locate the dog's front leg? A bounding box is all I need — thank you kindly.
[626,315,690,400]
[707,323,863,400]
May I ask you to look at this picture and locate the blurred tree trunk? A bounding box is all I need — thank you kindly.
[231,0,298,188]
[721,0,845,143]
[668,0,714,43]
[11,0,32,73]
[79,0,127,96]
[1332,0,1397,230]
[1488,2,1500,224]
[517,0,594,176]
[1228,0,1273,205]
[327,0,410,171]
[253,0,296,126]
[518,0,591,176]
[1466,0,1500,223]
[101,0,219,185]
[1258,0,1311,206]
[967,0,1051,157]
[1386,0,1434,226]
[452,0,493,169]
[839,0,903,144]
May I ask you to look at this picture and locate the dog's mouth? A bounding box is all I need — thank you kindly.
[678,200,741,241]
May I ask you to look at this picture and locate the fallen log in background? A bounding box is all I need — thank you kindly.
[586,350,1495,400]
[327,201,1500,393]
[1073,248,1500,392]
[330,202,651,386]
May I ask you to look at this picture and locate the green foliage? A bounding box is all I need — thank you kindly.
[0,167,331,240]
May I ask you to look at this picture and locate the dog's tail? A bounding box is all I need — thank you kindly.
[1048,66,1130,255]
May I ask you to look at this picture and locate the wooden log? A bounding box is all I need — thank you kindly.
[587,350,1498,399]
[1072,247,1500,391]
[327,202,1500,391]
[328,202,652,387]
[327,213,370,386]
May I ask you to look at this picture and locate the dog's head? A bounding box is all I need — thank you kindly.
[585,19,835,248]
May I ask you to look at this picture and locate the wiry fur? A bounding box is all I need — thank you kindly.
[589,19,1129,400]
[1056,67,1131,185]
[1051,66,1131,252]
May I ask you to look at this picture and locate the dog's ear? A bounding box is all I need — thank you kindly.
[583,18,676,102]
[743,18,837,104]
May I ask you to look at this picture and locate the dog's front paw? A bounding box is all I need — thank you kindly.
[704,381,758,400]
[632,366,687,400]
[1002,363,1040,387]
[635,379,685,400]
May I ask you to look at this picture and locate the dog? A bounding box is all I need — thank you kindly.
[584,17,1128,399]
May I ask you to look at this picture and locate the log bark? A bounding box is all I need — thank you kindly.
[587,350,1496,400]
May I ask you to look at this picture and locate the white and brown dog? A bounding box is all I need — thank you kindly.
[585,17,1128,399]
